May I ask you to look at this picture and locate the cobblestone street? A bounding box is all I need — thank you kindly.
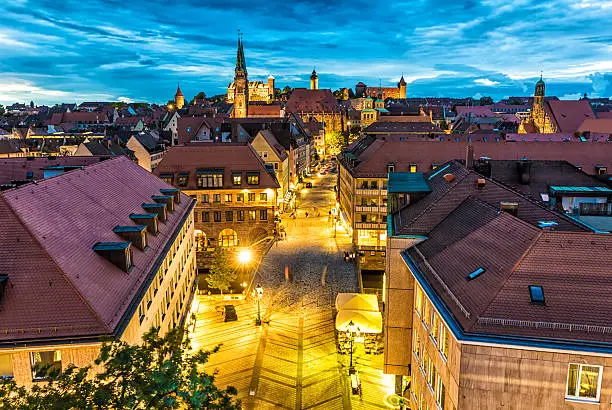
[192,171,393,409]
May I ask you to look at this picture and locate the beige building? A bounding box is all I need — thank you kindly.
[251,130,290,208]
[384,160,610,409]
[126,132,166,171]
[153,144,279,269]
[0,157,196,386]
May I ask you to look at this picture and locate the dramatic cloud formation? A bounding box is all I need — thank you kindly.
[0,0,611,104]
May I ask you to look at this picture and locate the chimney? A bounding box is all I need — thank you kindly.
[130,213,159,235]
[93,242,133,272]
[152,195,175,212]
[476,178,486,189]
[516,159,532,185]
[466,143,474,169]
[160,188,180,204]
[113,225,148,250]
[142,203,167,222]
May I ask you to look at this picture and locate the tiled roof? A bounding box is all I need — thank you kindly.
[364,121,442,134]
[394,161,591,235]
[153,144,280,190]
[0,157,193,344]
[285,88,340,113]
[407,198,612,343]
[256,130,288,162]
[577,118,612,134]
[546,99,596,133]
[338,137,612,177]
[176,117,211,144]
[248,104,282,117]
[48,111,109,126]
[133,132,164,153]
[488,159,608,201]
[0,156,107,185]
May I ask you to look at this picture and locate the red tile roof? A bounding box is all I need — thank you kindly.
[153,144,280,190]
[339,136,612,177]
[0,156,108,185]
[248,104,282,117]
[577,118,612,134]
[176,117,212,144]
[285,88,340,113]
[0,157,193,344]
[49,111,110,126]
[407,198,612,344]
[546,99,595,133]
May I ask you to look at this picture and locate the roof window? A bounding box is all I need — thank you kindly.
[130,213,159,235]
[93,242,133,272]
[142,203,167,222]
[466,267,485,281]
[159,188,180,203]
[113,225,148,250]
[152,195,175,212]
[537,221,558,228]
[529,285,545,305]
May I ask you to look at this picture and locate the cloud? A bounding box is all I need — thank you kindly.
[0,0,612,104]
[474,79,500,86]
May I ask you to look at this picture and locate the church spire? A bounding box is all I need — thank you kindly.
[235,30,247,75]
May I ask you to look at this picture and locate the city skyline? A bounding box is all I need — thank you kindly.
[1,0,612,105]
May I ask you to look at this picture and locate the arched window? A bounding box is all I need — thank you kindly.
[219,229,238,247]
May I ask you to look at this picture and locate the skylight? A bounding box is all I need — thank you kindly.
[529,285,545,304]
[538,221,558,228]
[466,267,485,281]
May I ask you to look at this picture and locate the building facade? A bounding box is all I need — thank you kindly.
[251,130,290,208]
[153,144,280,269]
[0,157,197,386]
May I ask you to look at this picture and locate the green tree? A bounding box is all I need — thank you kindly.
[0,105,4,116]
[479,96,493,106]
[29,101,35,108]
[206,247,237,294]
[326,131,347,156]
[0,327,240,409]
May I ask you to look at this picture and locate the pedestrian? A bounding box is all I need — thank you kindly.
[344,251,349,262]
[305,212,309,218]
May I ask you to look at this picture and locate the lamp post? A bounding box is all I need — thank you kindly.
[255,283,263,326]
[346,320,360,374]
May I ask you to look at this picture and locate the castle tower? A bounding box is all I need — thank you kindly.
[398,75,407,99]
[232,34,249,118]
[268,75,275,100]
[310,68,319,90]
[174,84,185,109]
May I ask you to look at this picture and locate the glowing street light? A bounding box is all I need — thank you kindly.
[346,320,360,374]
[255,283,263,326]
[237,248,252,265]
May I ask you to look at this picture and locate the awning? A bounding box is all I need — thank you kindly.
[335,310,382,334]
[335,293,379,312]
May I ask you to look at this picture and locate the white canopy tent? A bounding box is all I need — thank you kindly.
[335,293,379,312]
[335,293,382,334]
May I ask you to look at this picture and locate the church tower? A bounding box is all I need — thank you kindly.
[310,68,319,90]
[532,74,546,130]
[174,84,185,109]
[398,75,407,99]
[232,34,249,118]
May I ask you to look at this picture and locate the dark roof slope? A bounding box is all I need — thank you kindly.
[285,89,340,113]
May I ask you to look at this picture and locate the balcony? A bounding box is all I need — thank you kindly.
[355,205,379,212]
[355,188,388,196]
[354,222,386,230]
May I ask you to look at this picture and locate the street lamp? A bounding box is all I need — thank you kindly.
[237,248,252,265]
[346,320,360,374]
[255,283,263,326]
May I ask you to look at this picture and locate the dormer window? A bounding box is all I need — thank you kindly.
[595,166,607,175]
[247,172,260,185]
[197,169,223,188]
[232,173,242,185]
[177,173,188,187]
[159,173,173,184]
[409,164,417,173]
[93,242,133,272]
[387,163,395,173]
[113,225,148,250]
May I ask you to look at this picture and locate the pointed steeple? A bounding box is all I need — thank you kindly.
[175,83,183,97]
[235,31,247,75]
[398,74,407,86]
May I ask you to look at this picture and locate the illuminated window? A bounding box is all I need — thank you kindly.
[214,194,221,203]
[160,173,173,184]
[248,193,256,202]
[196,170,223,188]
[0,354,13,379]
[248,210,256,221]
[31,351,62,381]
[260,193,267,202]
[177,173,188,187]
[232,173,242,185]
[201,194,209,203]
[237,210,244,221]
[410,164,417,173]
[260,210,268,220]
[247,172,260,185]
[225,194,232,202]
[435,375,446,408]
[237,193,244,202]
[566,364,602,401]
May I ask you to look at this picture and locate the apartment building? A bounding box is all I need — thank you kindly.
[337,134,612,274]
[0,157,196,386]
[384,160,611,409]
[251,129,290,208]
[153,144,279,268]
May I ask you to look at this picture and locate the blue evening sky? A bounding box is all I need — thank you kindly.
[1,0,611,105]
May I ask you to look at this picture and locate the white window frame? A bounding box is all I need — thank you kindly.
[435,374,446,409]
[565,363,603,403]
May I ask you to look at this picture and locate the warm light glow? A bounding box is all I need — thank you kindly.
[237,248,252,264]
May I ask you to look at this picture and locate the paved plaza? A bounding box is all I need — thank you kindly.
[191,171,393,409]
